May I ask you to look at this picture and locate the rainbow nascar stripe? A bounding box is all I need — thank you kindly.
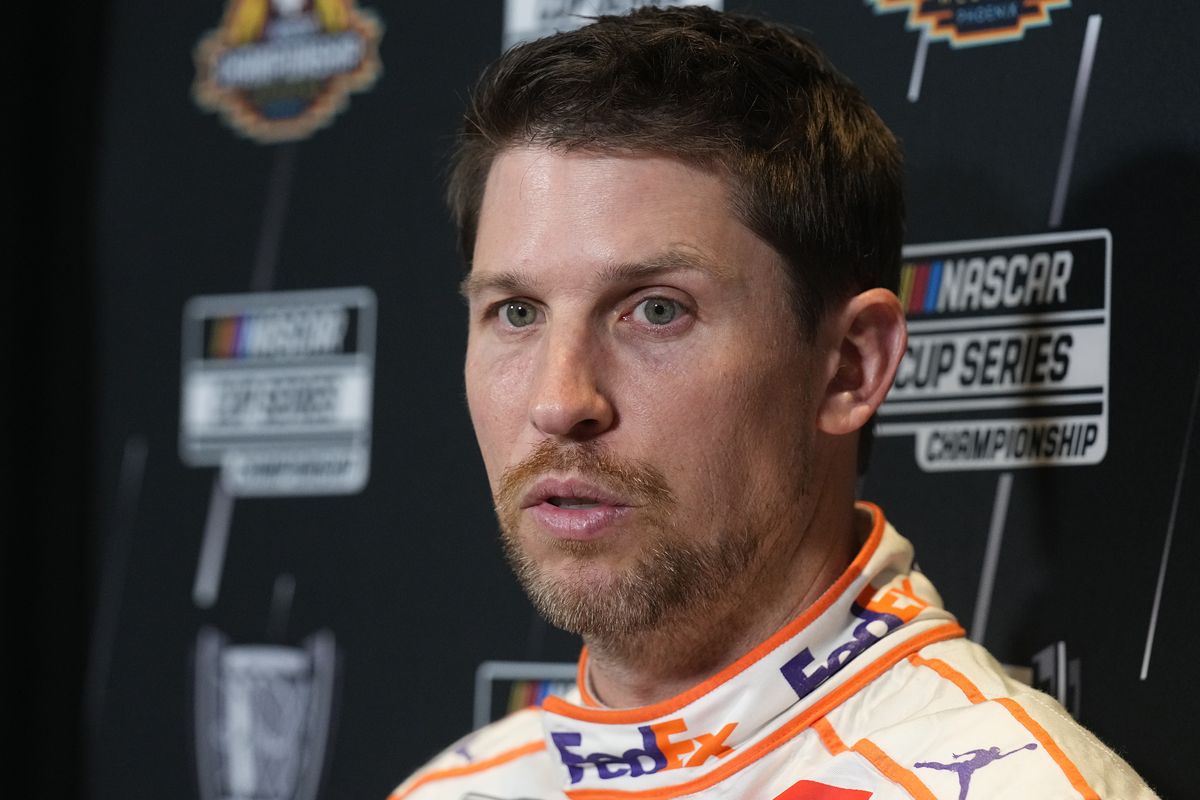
[202,305,357,360]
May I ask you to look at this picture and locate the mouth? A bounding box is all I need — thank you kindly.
[545,496,603,510]
[521,477,628,510]
[518,477,634,539]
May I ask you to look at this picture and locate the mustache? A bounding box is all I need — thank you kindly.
[495,440,676,516]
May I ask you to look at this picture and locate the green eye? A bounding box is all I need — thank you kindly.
[503,301,538,327]
[636,297,679,325]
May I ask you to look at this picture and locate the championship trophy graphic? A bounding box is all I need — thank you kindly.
[193,0,383,142]
[194,627,338,800]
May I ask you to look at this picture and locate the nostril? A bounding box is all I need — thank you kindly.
[528,340,615,438]
[572,418,602,434]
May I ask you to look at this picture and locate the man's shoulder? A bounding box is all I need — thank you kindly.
[831,635,1159,798]
[388,706,559,800]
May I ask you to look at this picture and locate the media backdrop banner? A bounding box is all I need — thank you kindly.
[87,2,1198,798]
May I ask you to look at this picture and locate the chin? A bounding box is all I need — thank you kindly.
[503,537,654,636]
[526,572,663,639]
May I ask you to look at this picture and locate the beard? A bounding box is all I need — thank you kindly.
[494,440,760,643]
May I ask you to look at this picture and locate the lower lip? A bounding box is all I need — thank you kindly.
[526,502,632,540]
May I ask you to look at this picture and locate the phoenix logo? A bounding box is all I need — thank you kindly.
[867,0,1071,48]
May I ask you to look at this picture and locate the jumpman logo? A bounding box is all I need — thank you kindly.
[914,742,1038,799]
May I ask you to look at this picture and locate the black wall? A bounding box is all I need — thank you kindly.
[23,1,1196,798]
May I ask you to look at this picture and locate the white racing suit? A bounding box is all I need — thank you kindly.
[390,503,1156,799]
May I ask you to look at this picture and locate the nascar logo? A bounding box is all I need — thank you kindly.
[205,306,351,360]
[899,249,1073,316]
[877,231,1110,471]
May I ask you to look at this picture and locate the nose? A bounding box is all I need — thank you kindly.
[529,325,615,440]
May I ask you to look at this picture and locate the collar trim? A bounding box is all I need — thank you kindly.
[545,502,888,724]
[561,622,966,800]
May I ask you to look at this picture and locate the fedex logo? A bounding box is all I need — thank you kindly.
[780,582,927,700]
[551,718,737,784]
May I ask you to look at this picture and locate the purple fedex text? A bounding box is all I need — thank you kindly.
[780,603,904,700]
[552,718,737,784]
[552,728,667,783]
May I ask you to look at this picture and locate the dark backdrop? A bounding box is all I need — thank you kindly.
[13,1,1197,798]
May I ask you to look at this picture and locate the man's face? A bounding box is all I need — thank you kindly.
[463,147,829,641]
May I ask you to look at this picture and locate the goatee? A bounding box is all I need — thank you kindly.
[495,440,759,643]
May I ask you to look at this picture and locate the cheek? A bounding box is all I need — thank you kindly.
[465,348,532,469]
[626,340,800,431]
[616,362,760,489]
[626,345,813,489]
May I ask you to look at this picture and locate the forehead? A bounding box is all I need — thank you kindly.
[471,146,775,279]
[479,145,730,209]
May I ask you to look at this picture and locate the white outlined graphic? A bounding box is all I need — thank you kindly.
[180,286,377,497]
[878,230,1111,472]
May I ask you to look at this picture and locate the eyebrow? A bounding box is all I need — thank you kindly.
[457,249,733,301]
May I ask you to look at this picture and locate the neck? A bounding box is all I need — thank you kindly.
[583,489,862,709]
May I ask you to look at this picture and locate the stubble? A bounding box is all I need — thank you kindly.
[494,440,760,645]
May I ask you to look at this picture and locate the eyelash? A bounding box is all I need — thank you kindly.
[488,299,540,329]
[623,295,691,328]
[485,293,694,330]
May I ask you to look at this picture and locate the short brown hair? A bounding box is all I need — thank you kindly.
[447,5,905,336]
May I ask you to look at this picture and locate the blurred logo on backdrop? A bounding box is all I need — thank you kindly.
[180,287,376,496]
[877,230,1111,472]
[1031,640,1081,719]
[867,0,1070,47]
[473,661,577,730]
[503,0,722,49]
[194,627,338,800]
[194,0,383,143]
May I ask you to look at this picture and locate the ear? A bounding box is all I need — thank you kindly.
[816,288,907,435]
